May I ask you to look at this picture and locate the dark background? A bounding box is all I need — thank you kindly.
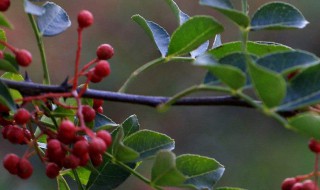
[0,0,319,189]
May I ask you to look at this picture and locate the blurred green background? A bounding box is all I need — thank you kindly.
[1,0,319,189]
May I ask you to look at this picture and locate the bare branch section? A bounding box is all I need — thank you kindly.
[1,78,252,108]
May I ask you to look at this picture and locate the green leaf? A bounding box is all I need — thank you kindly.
[57,175,71,190]
[94,113,118,131]
[194,54,246,89]
[251,2,309,30]
[0,59,19,73]
[0,29,7,50]
[1,72,23,102]
[278,64,320,111]
[167,16,223,56]
[165,0,189,25]
[0,13,13,29]
[124,130,175,161]
[199,0,249,27]
[0,80,16,111]
[86,158,136,190]
[216,187,247,190]
[65,167,91,186]
[132,14,170,57]
[121,114,140,137]
[289,113,320,140]
[256,50,319,74]
[112,127,139,163]
[208,41,292,59]
[248,60,286,108]
[151,151,186,186]
[176,154,225,190]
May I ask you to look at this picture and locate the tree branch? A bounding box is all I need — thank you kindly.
[1,78,252,108]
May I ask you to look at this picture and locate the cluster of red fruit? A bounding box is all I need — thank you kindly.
[281,139,320,190]
[45,119,112,178]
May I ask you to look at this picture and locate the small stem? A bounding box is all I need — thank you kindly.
[104,152,163,190]
[314,153,319,187]
[73,28,83,91]
[158,84,231,112]
[242,0,248,14]
[72,90,86,128]
[118,56,194,93]
[27,14,50,85]
[72,169,85,190]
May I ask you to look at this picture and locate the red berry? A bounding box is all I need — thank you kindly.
[96,130,112,147]
[15,49,32,67]
[3,153,20,175]
[17,158,33,179]
[292,182,303,190]
[302,180,318,190]
[96,44,114,60]
[0,0,10,12]
[79,153,90,166]
[62,154,80,169]
[0,103,9,112]
[90,153,103,166]
[309,139,320,153]
[58,120,77,144]
[0,51,4,59]
[94,60,111,78]
[7,125,25,144]
[93,99,104,109]
[73,140,89,156]
[96,106,103,114]
[46,163,61,179]
[82,105,96,123]
[47,139,62,152]
[77,10,94,28]
[89,137,107,155]
[14,108,31,125]
[282,177,298,190]
[1,125,10,139]
[88,70,103,83]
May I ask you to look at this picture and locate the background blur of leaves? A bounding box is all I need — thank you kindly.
[1,0,319,189]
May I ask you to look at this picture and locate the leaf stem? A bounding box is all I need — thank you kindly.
[72,169,85,190]
[118,56,194,93]
[242,0,248,14]
[104,152,163,190]
[27,14,50,85]
[157,84,231,112]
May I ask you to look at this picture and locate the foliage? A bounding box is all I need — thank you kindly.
[0,0,319,190]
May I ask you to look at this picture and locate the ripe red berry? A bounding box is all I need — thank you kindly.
[57,120,77,144]
[93,99,104,109]
[0,103,9,112]
[79,153,90,166]
[62,154,80,169]
[88,70,103,83]
[281,177,297,190]
[82,105,96,123]
[90,153,103,166]
[46,163,61,179]
[309,139,320,153]
[96,106,103,114]
[0,0,10,12]
[17,158,33,179]
[1,125,10,139]
[291,182,303,190]
[89,137,107,155]
[302,180,318,190]
[96,130,112,147]
[3,153,20,175]
[47,139,62,152]
[73,140,89,156]
[6,125,25,144]
[77,10,94,28]
[94,60,111,78]
[15,49,32,67]
[96,44,114,60]
[14,108,31,125]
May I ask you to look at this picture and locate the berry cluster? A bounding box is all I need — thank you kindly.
[281,139,320,190]
[0,9,114,181]
[44,119,112,178]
